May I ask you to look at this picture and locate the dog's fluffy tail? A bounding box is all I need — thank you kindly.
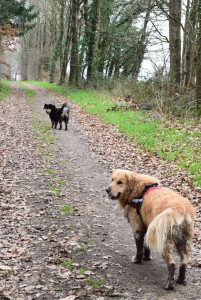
[61,103,69,117]
[145,208,193,253]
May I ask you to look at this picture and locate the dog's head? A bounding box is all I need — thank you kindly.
[44,103,55,114]
[106,169,138,207]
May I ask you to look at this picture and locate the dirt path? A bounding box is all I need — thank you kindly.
[0,82,200,300]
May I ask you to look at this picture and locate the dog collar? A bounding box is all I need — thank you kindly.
[130,183,161,216]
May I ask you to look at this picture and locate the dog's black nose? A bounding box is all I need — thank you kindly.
[106,188,110,194]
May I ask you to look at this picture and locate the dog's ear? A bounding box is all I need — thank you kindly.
[126,172,137,191]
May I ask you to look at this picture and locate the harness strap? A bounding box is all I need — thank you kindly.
[137,183,159,198]
[130,183,162,216]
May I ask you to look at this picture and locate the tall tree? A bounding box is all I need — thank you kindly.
[196,0,201,116]
[86,0,99,81]
[97,0,113,76]
[131,0,153,79]
[59,11,72,85]
[169,0,181,91]
[69,0,79,86]
[79,0,90,79]
[38,22,47,80]
[184,0,197,89]
[49,0,66,83]
[91,0,101,83]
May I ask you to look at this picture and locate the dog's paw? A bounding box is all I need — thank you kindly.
[131,256,142,264]
[164,281,175,290]
[143,255,153,261]
[176,277,187,285]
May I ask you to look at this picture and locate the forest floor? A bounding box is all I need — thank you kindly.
[0,82,200,300]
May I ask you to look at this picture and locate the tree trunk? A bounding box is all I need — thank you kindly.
[86,0,98,81]
[169,0,181,91]
[181,0,190,87]
[91,0,101,83]
[49,37,60,83]
[185,0,197,89]
[38,22,47,80]
[78,0,89,81]
[59,0,65,71]
[131,0,152,79]
[114,49,120,79]
[69,0,79,87]
[49,2,65,83]
[196,0,201,116]
[0,36,3,79]
[21,36,29,81]
[108,55,115,77]
[97,0,112,76]
[0,0,3,11]
[59,15,72,85]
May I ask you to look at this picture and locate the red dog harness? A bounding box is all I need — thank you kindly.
[130,183,162,216]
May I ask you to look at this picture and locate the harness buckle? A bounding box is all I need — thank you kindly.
[129,183,161,217]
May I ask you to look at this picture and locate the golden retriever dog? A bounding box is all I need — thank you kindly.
[106,169,194,290]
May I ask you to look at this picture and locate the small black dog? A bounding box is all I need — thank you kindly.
[44,102,70,130]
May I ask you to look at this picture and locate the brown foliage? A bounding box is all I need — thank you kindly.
[0,24,18,78]
[0,59,10,67]
[0,24,18,36]
[0,24,18,51]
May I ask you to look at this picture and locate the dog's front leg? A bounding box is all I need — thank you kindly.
[126,208,146,264]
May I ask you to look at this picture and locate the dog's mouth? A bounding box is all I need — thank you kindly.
[108,192,121,200]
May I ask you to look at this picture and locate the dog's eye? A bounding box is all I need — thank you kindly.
[117,181,123,185]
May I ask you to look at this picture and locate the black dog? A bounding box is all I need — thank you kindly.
[44,103,70,130]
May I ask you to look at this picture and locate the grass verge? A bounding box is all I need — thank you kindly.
[0,79,9,100]
[24,81,201,187]
[26,80,73,96]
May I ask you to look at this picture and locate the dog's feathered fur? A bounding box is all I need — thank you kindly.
[44,102,69,130]
[106,169,194,290]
